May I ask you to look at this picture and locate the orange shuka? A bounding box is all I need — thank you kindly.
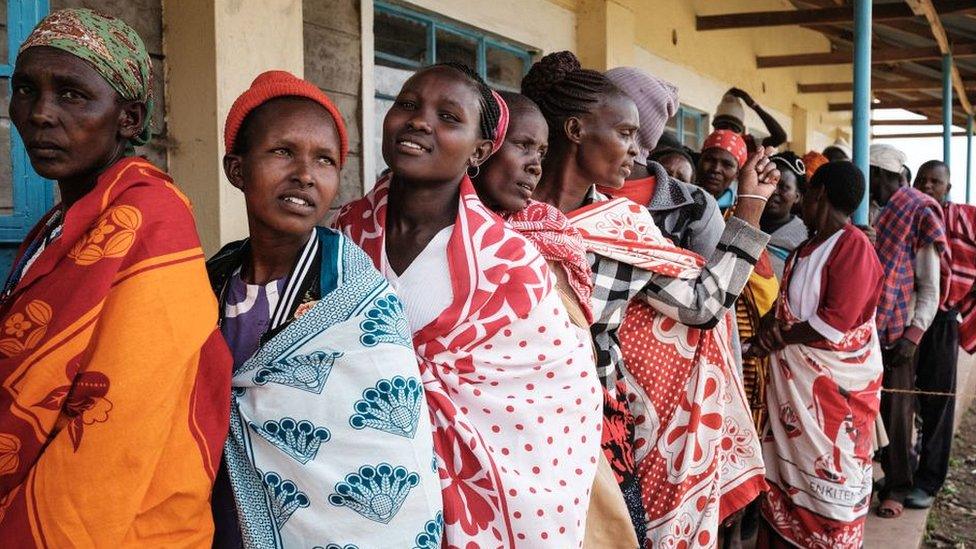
[0,158,231,547]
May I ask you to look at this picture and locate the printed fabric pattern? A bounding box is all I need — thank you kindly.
[569,198,766,548]
[222,229,443,548]
[761,250,883,549]
[0,158,231,547]
[336,175,602,548]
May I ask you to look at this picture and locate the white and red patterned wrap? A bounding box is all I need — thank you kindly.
[336,174,602,548]
[569,198,767,548]
[760,256,883,549]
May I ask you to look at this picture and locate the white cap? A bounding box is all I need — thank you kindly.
[869,143,907,174]
[830,138,852,159]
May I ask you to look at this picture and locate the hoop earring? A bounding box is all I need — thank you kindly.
[467,164,480,178]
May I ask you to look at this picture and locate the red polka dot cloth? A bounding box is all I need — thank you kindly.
[570,198,767,547]
[702,129,748,169]
[337,174,602,548]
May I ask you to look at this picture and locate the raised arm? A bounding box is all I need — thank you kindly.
[639,147,779,327]
[728,87,787,148]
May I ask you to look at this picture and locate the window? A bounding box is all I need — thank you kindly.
[665,105,709,150]
[0,1,52,274]
[372,1,534,178]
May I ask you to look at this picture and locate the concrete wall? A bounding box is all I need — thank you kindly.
[304,0,364,212]
[0,0,166,216]
[0,0,855,252]
[164,0,305,253]
[54,0,168,169]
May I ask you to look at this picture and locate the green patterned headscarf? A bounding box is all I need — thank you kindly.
[19,8,154,146]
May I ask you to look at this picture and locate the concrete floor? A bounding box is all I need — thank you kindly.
[862,350,976,549]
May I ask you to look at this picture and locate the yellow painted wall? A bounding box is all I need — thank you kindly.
[396,0,852,152]
[622,0,851,151]
[164,0,305,253]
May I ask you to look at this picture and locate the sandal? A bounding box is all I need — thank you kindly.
[876,499,903,518]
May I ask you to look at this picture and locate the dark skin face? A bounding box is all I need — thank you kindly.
[573,93,639,190]
[223,98,341,282]
[657,152,694,184]
[914,164,951,204]
[763,169,800,221]
[697,147,739,198]
[381,66,493,275]
[10,46,146,209]
[869,167,902,206]
[713,116,744,134]
[474,108,548,215]
[382,66,492,188]
[800,183,824,235]
[822,146,849,162]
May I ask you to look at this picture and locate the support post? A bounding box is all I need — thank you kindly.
[967,114,973,204]
[943,54,953,165]
[852,0,872,225]
[163,0,305,254]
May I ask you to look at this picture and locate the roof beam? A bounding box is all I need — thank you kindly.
[904,0,973,114]
[829,98,960,111]
[871,119,942,125]
[873,131,966,138]
[757,42,976,68]
[696,1,975,31]
[798,80,976,93]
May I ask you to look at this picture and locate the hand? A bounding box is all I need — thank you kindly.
[757,318,786,354]
[722,509,746,529]
[888,338,918,368]
[733,146,780,226]
[727,87,755,107]
[737,146,780,200]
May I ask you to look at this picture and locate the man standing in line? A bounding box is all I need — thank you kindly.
[870,145,950,519]
[907,160,975,509]
[712,87,787,152]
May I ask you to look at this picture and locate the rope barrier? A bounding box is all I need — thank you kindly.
[879,387,971,398]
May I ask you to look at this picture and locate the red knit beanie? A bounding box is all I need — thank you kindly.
[224,70,349,166]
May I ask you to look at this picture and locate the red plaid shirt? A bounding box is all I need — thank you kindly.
[944,202,976,352]
[874,186,949,346]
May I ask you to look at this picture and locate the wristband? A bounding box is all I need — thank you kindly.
[738,194,768,203]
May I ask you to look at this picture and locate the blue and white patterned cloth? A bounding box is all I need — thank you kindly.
[223,229,443,548]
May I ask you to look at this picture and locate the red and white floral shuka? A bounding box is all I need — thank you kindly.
[762,226,884,548]
[569,198,766,548]
[336,174,602,549]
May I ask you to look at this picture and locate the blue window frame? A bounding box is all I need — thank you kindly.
[372,1,535,177]
[666,104,710,150]
[374,1,534,95]
[0,0,52,273]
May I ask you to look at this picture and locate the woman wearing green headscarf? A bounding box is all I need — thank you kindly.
[0,9,231,547]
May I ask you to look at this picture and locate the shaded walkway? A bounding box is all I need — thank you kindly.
[864,350,976,547]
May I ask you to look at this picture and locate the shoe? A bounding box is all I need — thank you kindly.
[904,488,935,509]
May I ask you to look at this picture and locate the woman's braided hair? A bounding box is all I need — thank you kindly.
[431,62,501,142]
[520,51,620,144]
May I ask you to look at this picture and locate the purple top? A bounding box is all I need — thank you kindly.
[212,271,286,548]
[220,271,287,370]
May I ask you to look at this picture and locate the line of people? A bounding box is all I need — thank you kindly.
[0,9,973,549]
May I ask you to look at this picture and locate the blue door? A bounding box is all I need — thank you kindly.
[0,0,52,276]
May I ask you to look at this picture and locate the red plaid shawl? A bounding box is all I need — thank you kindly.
[944,202,976,352]
[874,186,949,346]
